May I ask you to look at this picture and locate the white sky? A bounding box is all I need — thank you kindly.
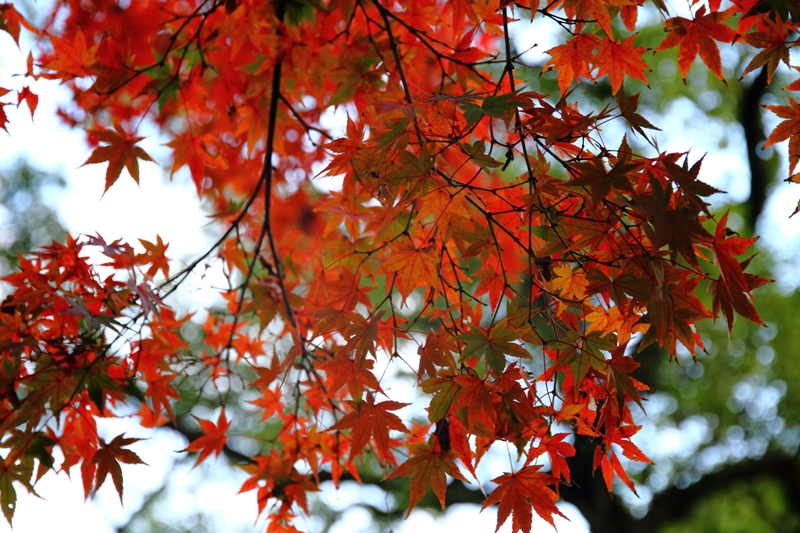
[1,2,800,532]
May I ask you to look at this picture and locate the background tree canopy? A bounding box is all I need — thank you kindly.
[0,1,799,532]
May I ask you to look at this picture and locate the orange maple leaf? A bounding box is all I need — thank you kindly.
[385,441,467,516]
[321,116,363,176]
[137,401,168,428]
[44,29,100,79]
[656,7,737,80]
[330,392,409,465]
[184,410,231,466]
[136,235,170,279]
[544,34,598,95]
[594,36,650,95]
[381,244,440,299]
[482,465,565,532]
[83,125,155,192]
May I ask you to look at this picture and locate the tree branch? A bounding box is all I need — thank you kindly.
[742,66,771,229]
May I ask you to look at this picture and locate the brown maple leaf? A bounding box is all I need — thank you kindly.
[83,125,155,192]
[89,434,147,501]
[740,13,791,83]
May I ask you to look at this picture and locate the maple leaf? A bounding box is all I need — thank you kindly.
[458,322,531,376]
[0,5,37,46]
[561,0,617,37]
[528,433,576,483]
[166,133,229,193]
[44,29,100,79]
[594,36,650,95]
[137,401,167,428]
[616,89,661,139]
[740,13,791,82]
[482,465,565,532]
[566,137,640,205]
[656,7,737,80]
[593,446,636,493]
[416,333,457,378]
[712,212,758,293]
[83,126,155,192]
[320,350,382,398]
[550,264,589,300]
[184,411,231,467]
[321,116,363,176]
[90,434,147,501]
[0,103,9,133]
[644,278,713,355]
[764,97,800,175]
[143,373,180,422]
[452,374,495,433]
[421,375,461,423]
[385,441,467,516]
[607,345,646,412]
[136,235,170,278]
[543,34,598,95]
[330,392,409,465]
[709,212,764,327]
[16,86,37,119]
[0,457,37,525]
[632,178,712,266]
[381,244,441,300]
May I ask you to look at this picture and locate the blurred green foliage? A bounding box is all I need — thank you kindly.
[0,160,66,279]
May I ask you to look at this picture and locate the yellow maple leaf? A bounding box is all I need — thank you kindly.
[550,264,588,300]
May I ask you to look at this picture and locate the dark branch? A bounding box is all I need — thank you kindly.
[741,66,771,229]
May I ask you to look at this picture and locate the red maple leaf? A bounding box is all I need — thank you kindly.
[594,36,650,95]
[528,433,576,483]
[184,410,231,467]
[385,442,467,516]
[764,97,800,176]
[330,392,409,465]
[482,465,565,532]
[656,7,737,80]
